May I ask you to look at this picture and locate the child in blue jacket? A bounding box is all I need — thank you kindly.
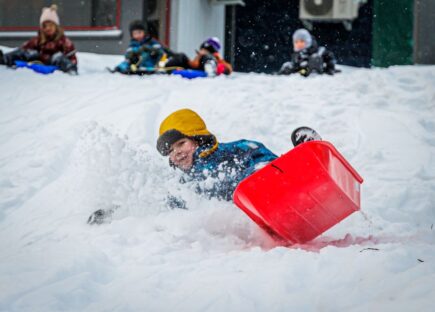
[113,20,166,74]
[156,109,320,202]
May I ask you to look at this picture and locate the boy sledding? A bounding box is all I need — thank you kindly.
[88,108,362,246]
[109,20,169,75]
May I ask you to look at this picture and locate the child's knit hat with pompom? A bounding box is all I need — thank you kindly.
[40,4,60,26]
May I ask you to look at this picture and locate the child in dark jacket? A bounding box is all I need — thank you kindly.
[279,28,337,77]
[165,37,233,76]
[0,5,77,74]
[113,20,166,75]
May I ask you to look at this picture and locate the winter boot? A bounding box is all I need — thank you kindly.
[87,205,121,225]
[51,52,78,74]
[165,52,190,69]
[291,126,322,147]
[0,50,4,65]
[2,49,39,67]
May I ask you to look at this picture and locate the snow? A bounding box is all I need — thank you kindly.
[0,47,435,311]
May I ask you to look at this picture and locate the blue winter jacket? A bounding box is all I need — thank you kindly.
[183,140,277,201]
[117,36,164,73]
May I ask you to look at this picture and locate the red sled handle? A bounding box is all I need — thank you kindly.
[302,141,364,183]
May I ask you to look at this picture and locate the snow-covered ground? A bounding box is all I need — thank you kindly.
[0,48,434,311]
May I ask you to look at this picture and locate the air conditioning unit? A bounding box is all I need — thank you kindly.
[210,0,245,6]
[299,0,367,30]
[300,0,366,20]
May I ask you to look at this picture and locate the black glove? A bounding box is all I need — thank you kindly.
[166,195,187,209]
[87,207,118,225]
[298,67,310,77]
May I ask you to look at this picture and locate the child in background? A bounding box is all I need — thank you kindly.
[165,37,233,76]
[279,28,337,77]
[113,20,167,75]
[0,4,78,74]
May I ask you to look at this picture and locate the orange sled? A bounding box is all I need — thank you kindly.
[233,141,363,244]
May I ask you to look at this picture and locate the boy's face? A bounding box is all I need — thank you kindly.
[132,29,146,41]
[42,21,57,37]
[293,39,306,52]
[169,138,198,171]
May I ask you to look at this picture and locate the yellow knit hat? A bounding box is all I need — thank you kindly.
[156,109,218,157]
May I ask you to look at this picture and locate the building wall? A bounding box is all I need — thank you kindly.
[372,0,414,67]
[169,0,225,58]
[0,0,226,58]
[414,0,435,64]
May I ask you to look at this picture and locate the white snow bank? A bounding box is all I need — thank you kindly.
[0,48,434,311]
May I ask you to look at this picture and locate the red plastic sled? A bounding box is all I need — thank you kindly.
[233,141,363,244]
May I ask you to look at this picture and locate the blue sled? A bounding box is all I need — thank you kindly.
[15,61,59,74]
[172,69,207,79]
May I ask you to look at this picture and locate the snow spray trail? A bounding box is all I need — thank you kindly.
[68,122,179,218]
[68,122,276,248]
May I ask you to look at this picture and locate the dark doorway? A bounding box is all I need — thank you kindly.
[225,0,373,73]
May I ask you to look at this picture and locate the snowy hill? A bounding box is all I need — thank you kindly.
[0,49,434,311]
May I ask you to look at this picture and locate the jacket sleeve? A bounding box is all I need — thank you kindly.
[278,61,294,75]
[215,141,277,201]
[62,37,77,64]
[149,40,165,61]
[199,179,238,201]
[214,53,233,75]
[183,165,235,201]
[186,141,277,202]
[124,41,140,59]
[238,141,278,179]
[188,54,201,69]
[208,142,277,200]
[21,37,39,51]
[279,51,305,75]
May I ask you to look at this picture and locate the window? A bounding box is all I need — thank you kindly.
[0,0,121,30]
